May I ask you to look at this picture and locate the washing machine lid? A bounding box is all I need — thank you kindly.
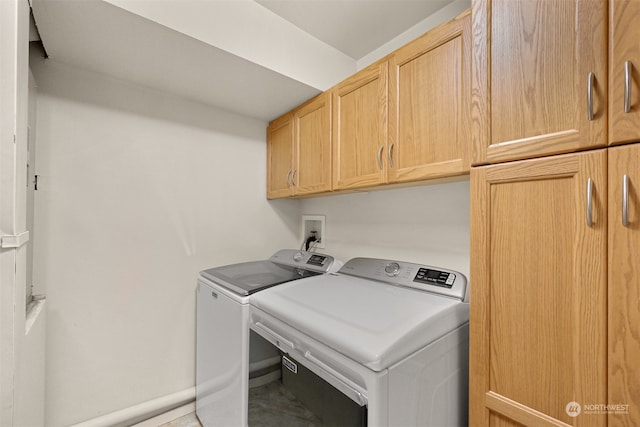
[200,250,339,296]
[200,260,320,296]
[250,273,470,372]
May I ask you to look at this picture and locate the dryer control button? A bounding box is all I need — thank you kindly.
[384,262,400,277]
[293,252,304,262]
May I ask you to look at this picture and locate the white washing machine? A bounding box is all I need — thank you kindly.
[195,249,341,427]
[249,257,469,426]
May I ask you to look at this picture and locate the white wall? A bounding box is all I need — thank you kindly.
[1,0,47,425]
[13,69,47,427]
[30,57,300,426]
[300,180,470,279]
[357,0,472,70]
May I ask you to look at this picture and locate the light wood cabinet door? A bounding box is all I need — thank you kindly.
[266,113,294,199]
[294,92,332,196]
[388,10,470,183]
[332,61,388,190]
[470,150,607,426]
[608,143,640,426]
[472,0,607,165]
[609,0,640,145]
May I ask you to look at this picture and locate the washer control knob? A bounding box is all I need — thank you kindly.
[384,262,400,277]
[293,252,305,262]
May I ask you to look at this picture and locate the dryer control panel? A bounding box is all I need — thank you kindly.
[413,268,456,288]
[338,258,467,300]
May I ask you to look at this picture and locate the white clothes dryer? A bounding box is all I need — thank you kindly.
[249,257,469,426]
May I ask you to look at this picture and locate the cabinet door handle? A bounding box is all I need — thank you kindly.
[587,72,595,121]
[623,174,629,227]
[286,170,292,187]
[387,143,395,169]
[377,145,384,170]
[625,61,632,113]
[291,169,297,186]
[586,178,593,227]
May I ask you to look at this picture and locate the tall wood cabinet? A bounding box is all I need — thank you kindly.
[471,0,607,165]
[470,150,608,426]
[471,145,640,427]
[608,143,640,426]
[470,1,640,425]
[267,92,332,199]
[388,10,470,183]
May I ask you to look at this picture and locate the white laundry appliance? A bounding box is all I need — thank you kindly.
[249,257,469,426]
[195,249,341,427]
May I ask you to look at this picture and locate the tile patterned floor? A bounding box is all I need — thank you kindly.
[161,381,319,427]
[248,380,320,426]
[160,412,202,427]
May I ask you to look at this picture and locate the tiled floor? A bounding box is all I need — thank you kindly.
[247,380,320,426]
[160,412,201,427]
[161,380,319,427]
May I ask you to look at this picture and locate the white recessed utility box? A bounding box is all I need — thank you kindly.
[301,215,326,249]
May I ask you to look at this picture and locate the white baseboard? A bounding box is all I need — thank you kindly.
[70,387,195,427]
[132,401,196,427]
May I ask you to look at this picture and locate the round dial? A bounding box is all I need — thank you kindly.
[384,262,400,277]
[293,252,304,262]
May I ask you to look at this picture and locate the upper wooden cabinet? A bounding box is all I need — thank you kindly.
[388,10,470,182]
[332,61,388,190]
[267,92,332,199]
[269,9,472,197]
[609,0,640,145]
[471,0,607,165]
[332,10,471,191]
[294,93,332,196]
[267,113,294,199]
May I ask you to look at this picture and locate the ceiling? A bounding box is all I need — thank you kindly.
[255,0,454,59]
[30,0,464,121]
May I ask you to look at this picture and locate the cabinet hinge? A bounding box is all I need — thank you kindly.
[0,231,30,248]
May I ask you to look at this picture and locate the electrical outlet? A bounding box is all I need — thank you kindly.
[301,215,326,249]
